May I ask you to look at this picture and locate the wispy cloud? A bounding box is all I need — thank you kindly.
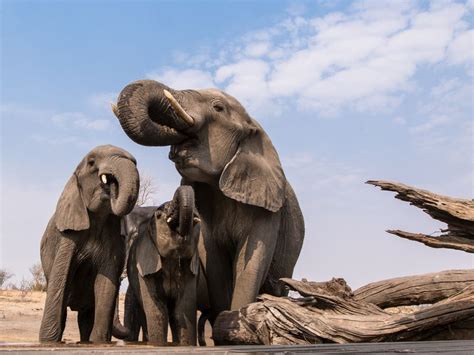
[147,68,215,90]
[147,1,472,118]
[88,92,118,111]
[51,112,112,131]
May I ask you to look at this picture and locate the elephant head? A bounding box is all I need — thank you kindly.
[135,185,200,277]
[55,144,140,232]
[113,80,285,212]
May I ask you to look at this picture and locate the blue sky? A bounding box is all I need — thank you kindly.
[1,0,473,288]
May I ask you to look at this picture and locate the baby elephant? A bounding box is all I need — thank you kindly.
[39,145,139,342]
[126,186,201,345]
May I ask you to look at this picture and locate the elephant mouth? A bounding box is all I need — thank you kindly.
[169,139,198,165]
[100,173,118,200]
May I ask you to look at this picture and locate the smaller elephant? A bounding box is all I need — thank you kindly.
[39,145,139,342]
[124,186,203,345]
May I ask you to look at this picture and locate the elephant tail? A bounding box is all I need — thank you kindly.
[198,310,209,346]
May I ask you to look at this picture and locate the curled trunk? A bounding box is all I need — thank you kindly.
[114,80,189,146]
[168,186,195,236]
[106,158,139,216]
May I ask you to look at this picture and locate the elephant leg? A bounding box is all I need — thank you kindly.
[202,239,233,324]
[137,274,168,344]
[39,236,75,342]
[231,222,279,310]
[169,279,197,346]
[124,287,140,341]
[78,309,94,342]
[90,270,119,342]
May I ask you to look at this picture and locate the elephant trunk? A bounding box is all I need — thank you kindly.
[112,80,191,146]
[168,186,195,237]
[102,157,139,216]
[112,295,129,340]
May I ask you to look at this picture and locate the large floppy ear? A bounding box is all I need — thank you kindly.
[219,121,286,212]
[136,220,162,277]
[55,174,90,232]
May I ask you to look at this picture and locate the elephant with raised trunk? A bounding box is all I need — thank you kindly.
[113,80,305,326]
[39,145,139,343]
[123,186,202,345]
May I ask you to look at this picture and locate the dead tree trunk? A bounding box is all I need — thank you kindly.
[353,269,474,308]
[366,180,474,252]
[213,279,474,345]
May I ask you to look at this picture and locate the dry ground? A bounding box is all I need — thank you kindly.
[0,290,213,345]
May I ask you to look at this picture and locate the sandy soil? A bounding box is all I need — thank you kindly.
[0,290,113,342]
[0,290,213,345]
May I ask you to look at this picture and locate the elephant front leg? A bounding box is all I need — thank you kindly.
[39,236,75,342]
[90,271,119,342]
[231,221,279,310]
[78,309,94,342]
[170,277,197,346]
[201,238,233,324]
[138,274,168,345]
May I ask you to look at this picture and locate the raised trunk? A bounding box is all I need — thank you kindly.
[176,185,195,236]
[106,158,139,216]
[114,80,189,146]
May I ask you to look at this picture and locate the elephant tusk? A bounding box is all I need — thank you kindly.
[101,174,108,184]
[163,89,195,126]
[167,217,172,224]
[111,103,119,118]
[193,217,201,224]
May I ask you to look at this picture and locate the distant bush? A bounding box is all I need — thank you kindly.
[29,262,46,292]
[0,269,14,289]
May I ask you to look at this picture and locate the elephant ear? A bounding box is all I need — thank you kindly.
[55,175,90,232]
[136,221,162,277]
[219,121,286,212]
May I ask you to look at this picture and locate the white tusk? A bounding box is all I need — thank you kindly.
[193,217,201,223]
[111,103,119,118]
[166,217,172,224]
[101,174,108,184]
[163,89,195,126]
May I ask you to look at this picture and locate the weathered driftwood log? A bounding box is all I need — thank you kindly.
[366,180,474,252]
[353,269,474,308]
[213,279,474,345]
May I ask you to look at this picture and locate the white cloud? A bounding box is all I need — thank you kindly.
[51,112,112,131]
[447,29,474,65]
[146,1,473,118]
[244,41,271,57]
[147,68,215,89]
[32,134,82,146]
[88,92,118,111]
[409,114,452,134]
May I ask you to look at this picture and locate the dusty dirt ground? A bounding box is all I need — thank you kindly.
[0,290,213,345]
[0,290,112,342]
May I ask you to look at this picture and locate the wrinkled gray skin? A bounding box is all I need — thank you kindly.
[121,186,203,345]
[114,203,210,345]
[113,80,305,327]
[39,145,139,343]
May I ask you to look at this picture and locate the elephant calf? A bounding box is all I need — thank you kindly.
[122,186,203,345]
[39,145,139,343]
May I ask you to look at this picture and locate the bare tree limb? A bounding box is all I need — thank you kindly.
[136,171,158,206]
[353,269,474,308]
[366,180,474,252]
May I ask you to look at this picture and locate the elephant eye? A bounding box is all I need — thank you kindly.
[87,159,95,167]
[213,103,224,112]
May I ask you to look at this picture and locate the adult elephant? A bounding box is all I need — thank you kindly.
[39,145,139,342]
[113,80,304,323]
